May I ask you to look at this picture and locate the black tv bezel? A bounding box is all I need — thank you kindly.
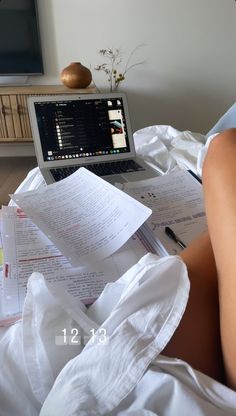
[0,0,44,76]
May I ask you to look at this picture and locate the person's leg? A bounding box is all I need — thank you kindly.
[202,128,236,390]
[163,128,236,389]
[162,231,225,383]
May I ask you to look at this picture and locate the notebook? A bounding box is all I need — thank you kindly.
[27,92,159,184]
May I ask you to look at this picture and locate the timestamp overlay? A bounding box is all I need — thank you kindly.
[55,327,109,346]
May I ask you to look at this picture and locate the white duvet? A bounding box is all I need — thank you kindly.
[1,125,236,416]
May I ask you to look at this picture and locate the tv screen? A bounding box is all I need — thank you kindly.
[0,0,44,75]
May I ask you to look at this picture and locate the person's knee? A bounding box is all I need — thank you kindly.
[203,128,236,180]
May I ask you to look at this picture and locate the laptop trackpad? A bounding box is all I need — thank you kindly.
[102,174,127,184]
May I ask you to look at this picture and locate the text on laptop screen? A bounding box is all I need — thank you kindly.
[33,97,131,162]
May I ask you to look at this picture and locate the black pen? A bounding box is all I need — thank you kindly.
[165,226,186,249]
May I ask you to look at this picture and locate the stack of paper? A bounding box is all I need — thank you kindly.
[119,170,207,256]
[0,168,208,325]
[0,168,151,324]
[0,211,21,326]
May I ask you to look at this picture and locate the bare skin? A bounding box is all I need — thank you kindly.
[163,128,236,389]
[162,232,225,383]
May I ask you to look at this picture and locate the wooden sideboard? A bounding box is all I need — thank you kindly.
[0,85,97,143]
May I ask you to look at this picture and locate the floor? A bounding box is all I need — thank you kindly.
[0,157,37,206]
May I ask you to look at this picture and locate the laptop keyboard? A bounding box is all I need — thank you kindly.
[50,160,145,182]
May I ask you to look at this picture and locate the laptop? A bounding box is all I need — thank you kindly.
[27,92,159,184]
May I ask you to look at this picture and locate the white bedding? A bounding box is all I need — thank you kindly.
[1,125,236,416]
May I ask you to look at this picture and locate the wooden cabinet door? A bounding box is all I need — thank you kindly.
[17,94,32,140]
[9,95,23,139]
[0,97,8,139]
[0,94,32,141]
[1,95,15,138]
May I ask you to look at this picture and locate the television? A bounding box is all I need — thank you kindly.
[0,0,44,75]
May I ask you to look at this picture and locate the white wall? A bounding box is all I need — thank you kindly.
[35,0,236,132]
[3,0,236,155]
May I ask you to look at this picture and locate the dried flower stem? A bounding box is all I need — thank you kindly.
[94,45,145,92]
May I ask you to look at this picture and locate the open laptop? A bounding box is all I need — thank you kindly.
[27,92,159,184]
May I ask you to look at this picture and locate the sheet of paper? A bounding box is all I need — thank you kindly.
[120,170,207,255]
[10,168,151,267]
[1,206,148,316]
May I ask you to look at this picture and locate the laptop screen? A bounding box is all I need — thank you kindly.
[33,96,131,162]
